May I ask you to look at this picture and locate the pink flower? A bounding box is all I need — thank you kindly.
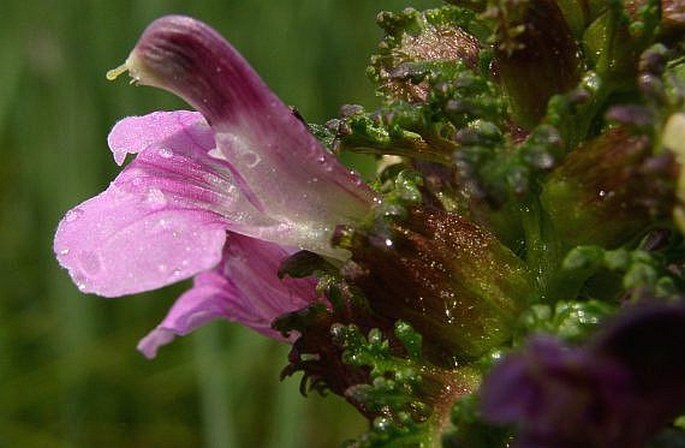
[53,15,378,357]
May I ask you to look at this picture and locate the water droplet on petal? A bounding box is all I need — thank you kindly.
[196,120,211,130]
[73,272,88,291]
[208,147,228,161]
[146,188,167,209]
[242,151,261,168]
[65,208,84,222]
[78,251,102,275]
[59,248,70,256]
[158,147,173,158]
[373,416,392,432]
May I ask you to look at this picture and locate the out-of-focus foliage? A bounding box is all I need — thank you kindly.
[0,1,440,446]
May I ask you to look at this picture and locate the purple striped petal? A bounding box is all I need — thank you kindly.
[54,190,227,297]
[107,110,203,165]
[118,15,379,255]
[54,111,268,297]
[137,233,319,358]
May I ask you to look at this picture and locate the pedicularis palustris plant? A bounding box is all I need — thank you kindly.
[54,1,685,447]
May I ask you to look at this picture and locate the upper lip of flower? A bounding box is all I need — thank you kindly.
[124,15,378,241]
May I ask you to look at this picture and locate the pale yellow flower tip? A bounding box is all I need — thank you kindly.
[663,112,685,232]
[106,62,129,81]
[106,53,146,85]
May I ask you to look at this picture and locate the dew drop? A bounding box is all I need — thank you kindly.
[532,152,554,169]
[78,251,102,275]
[208,147,228,161]
[242,151,261,168]
[65,208,84,222]
[598,189,614,200]
[445,307,455,325]
[73,272,89,291]
[373,417,392,432]
[59,248,70,256]
[146,188,167,209]
[330,323,344,339]
[158,147,173,158]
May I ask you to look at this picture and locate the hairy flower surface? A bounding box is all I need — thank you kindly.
[53,15,378,356]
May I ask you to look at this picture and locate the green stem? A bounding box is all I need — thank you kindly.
[520,197,562,301]
[193,326,236,448]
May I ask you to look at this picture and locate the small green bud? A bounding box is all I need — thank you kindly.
[490,0,583,128]
[541,128,676,248]
[370,7,484,102]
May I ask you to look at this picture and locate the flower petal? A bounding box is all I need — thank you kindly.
[108,111,275,232]
[122,15,379,256]
[136,272,229,359]
[217,232,319,322]
[54,112,249,297]
[54,189,228,297]
[137,233,319,358]
[107,110,204,165]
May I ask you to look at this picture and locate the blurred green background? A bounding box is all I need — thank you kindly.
[0,0,440,447]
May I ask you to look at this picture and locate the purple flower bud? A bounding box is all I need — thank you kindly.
[481,304,685,448]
